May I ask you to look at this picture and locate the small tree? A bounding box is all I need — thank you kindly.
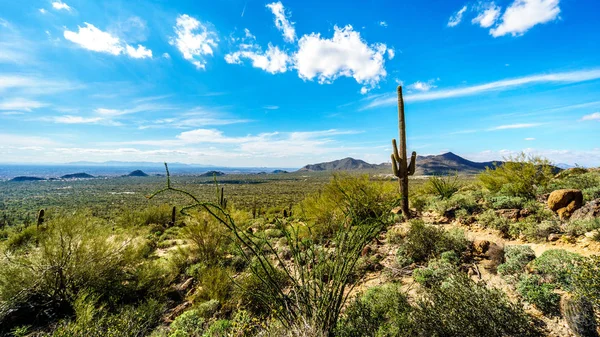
[478,152,554,199]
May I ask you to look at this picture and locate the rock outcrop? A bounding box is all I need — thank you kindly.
[548,189,583,220]
[571,199,600,221]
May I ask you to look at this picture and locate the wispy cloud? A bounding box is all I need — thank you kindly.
[487,123,543,130]
[364,68,600,109]
[266,1,296,43]
[448,6,468,27]
[0,98,47,111]
[581,112,600,121]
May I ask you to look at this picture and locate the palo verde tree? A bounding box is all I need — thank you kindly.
[391,86,417,218]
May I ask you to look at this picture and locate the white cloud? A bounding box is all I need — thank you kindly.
[407,80,437,92]
[0,134,56,147]
[225,43,290,74]
[295,25,388,92]
[581,112,600,121]
[387,48,395,60]
[524,137,536,140]
[266,2,296,43]
[490,0,560,37]
[162,52,171,59]
[52,1,71,11]
[472,2,501,28]
[0,98,46,111]
[448,6,468,27]
[51,115,105,124]
[170,14,218,70]
[39,8,47,14]
[64,23,123,55]
[64,23,153,59]
[126,44,152,58]
[379,21,388,27]
[488,123,542,130]
[365,68,600,108]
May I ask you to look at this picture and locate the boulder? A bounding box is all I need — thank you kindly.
[547,233,563,242]
[571,199,600,221]
[472,240,491,255]
[548,189,583,220]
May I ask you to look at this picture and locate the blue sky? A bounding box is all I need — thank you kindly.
[0,0,599,167]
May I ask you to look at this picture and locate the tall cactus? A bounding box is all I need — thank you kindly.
[36,209,45,229]
[391,86,417,219]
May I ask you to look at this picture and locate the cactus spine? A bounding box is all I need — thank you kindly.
[391,86,416,219]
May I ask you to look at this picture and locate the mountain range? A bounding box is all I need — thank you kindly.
[298,152,501,175]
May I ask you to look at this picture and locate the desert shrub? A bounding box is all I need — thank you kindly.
[530,249,583,290]
[509,219,560,242]
[413,252,460,288]
[409,194,428,213]
[545,171,600,197]
[431,192,480,216]
[49,294,164,337]
[411,274,541,337]
[477,209,510,237]
[119,204,175,227]
[203,320,232,337]
[574,255,600,311]
[497,245,535,277]
[398,220,467,266]
[423,174,460,200]
[184,213,228,266]
[169,309,206,337]
[517,274,560,315]
[296,174,396,239]
[4,225,38,252]
[192,266,233,305]
[560,294,599,337]
[521,200,556,222]
[335,283,411,337]
[583,186,600,202]
[195,299,220,319]
[489,195,524,210]
[478,153,555,199]
[566,218,600,237]
[0,213,164,330]
[234,260,289,316]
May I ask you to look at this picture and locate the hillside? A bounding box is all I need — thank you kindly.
[126,170,149,177]
[298,153,499,175]
[9,176,45,182]
[298,157,378,172]
[414,152,500,175]
[199,170,226,177]
[60,172,95,179]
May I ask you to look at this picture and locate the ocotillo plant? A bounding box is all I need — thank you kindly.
[391,86,417,219]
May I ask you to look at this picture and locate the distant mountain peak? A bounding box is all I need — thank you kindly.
[298,157,377,172]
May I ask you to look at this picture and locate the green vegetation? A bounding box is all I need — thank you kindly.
[0,158,599,336]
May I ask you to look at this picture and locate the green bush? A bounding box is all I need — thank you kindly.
[184,213,228,266]
[489,196,525,210]
[195,299,220,319]
[0,213,166,329]
[497,245,535,277]
[574,255,600,311]
[119,204,175,227]
[411,274,541,337]
[509,219,559,242]
[477,209,510,237]
[398,220,468,265]
[4,225,38,252]
[478,153,554,199]
[516,274,560,315]
[530,249,583,290]
[203,320,232,337]
[423,174,460,200]
[431,192,480,217]
[566,218,600,237]
[413,252,459,288]
[49,294,164,337]
[583,186,600,202]
[169,309,206,337]
[335,283,411,337]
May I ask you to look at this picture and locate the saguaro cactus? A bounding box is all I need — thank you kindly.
[36,209,45,229]
[168,206,176,227]
[391,86,417,219]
